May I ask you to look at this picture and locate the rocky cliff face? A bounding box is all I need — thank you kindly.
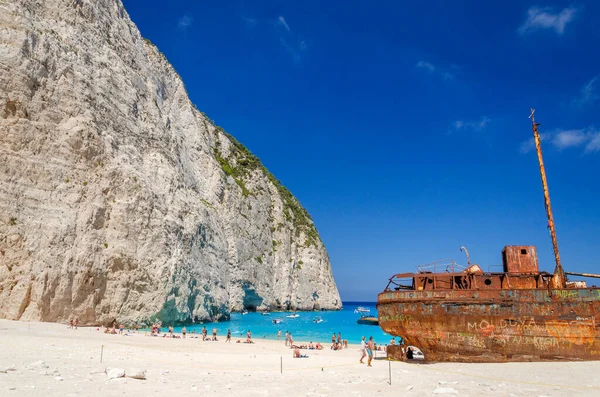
[0,0,341,325]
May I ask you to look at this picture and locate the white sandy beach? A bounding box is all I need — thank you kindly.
[1,319,599,396]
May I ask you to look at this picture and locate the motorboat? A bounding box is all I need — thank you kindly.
[313,316,323,324]
[356,314,379,326]
[286,313,299,318]
[354,306,370,314]
[241,309,248,315]
[272,318,283,324]
[261,312,270,316]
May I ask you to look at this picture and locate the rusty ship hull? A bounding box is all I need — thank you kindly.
[378,286,600,362]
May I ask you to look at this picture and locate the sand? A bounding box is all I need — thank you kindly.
[0,319,599,396]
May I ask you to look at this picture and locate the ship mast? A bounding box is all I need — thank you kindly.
[529,109,566,288]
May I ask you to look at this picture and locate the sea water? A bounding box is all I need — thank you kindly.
[170,301,392,345]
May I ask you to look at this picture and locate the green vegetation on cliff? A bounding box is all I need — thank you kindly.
[210,124,319,246]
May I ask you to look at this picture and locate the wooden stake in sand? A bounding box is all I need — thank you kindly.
[280,356,282,374]
[388,360,391,385]
[100,345,104,363]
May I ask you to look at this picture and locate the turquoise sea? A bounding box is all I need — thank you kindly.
[172,301,391,346]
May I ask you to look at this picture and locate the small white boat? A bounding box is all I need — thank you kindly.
[354,306,370,314]
[286,313,299,318]
[313,316,323,324]
[261,312,270,316]
[241,309,248,315]
[272,318,283,324]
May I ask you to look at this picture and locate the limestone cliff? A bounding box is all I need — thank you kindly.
[0,0,341,325]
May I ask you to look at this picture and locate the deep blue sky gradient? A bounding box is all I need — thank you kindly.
[122,1,600,300]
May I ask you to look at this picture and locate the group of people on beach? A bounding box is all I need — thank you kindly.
[92,319,412,364]
[330,332,348,350]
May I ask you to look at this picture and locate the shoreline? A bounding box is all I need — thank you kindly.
[1,319,600,396]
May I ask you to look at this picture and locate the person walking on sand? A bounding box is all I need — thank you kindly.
[367,336,374,367]
[212,327,217,341]
[182,326,187,339]
[359,336,367,363]
[277,330,281,340]
[226,329,231,343]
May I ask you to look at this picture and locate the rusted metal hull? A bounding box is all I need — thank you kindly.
[378,288,600,362]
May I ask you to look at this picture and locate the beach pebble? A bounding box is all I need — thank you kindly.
[29,360,48,369]
[54,376,64,381]
[105,368,125,379]
[432,387,458,394]
[125,368,146,380]
[405,385,413,390]
[8,387,16,390]
[439,381,459,385]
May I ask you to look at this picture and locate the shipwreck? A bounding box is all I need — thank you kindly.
[378,110,600,362]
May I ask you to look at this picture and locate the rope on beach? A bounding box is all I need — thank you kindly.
[420,364,600,392]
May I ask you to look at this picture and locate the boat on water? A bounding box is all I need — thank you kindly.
[313,316,323,324]
[262,312,270,316]
[356,314,379,326]
[354,306,370,314]
[286,313,299,318]
[377,110,600,363]
[241,309,248,315]
[272,318,283,324]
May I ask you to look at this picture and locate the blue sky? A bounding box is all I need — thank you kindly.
[122,1,600,301]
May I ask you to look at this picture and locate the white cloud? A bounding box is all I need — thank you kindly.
[552,129,588,149]
[519,127,600,154]
[586,133,600,152]
[452,117,490,132]
[572,76,599,108]
[518,6,579,35]
[279,37,300,62]
[416,61,435,72]
[274,16,307,62]
[278,16,291,32]
[178,14,193,30]
[416,60,456,81]
[242,16,257,28]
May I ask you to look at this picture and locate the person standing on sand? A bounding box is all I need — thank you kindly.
[367,336,374,367]
[359,336,367,363]
[212,327,217,341]
[277,330,281,340]
[182,326,187,338]
[226,329,231,342]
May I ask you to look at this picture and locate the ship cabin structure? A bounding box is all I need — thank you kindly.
[384,246,556,293]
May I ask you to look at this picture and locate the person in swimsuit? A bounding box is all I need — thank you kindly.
[367,336,374,367]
